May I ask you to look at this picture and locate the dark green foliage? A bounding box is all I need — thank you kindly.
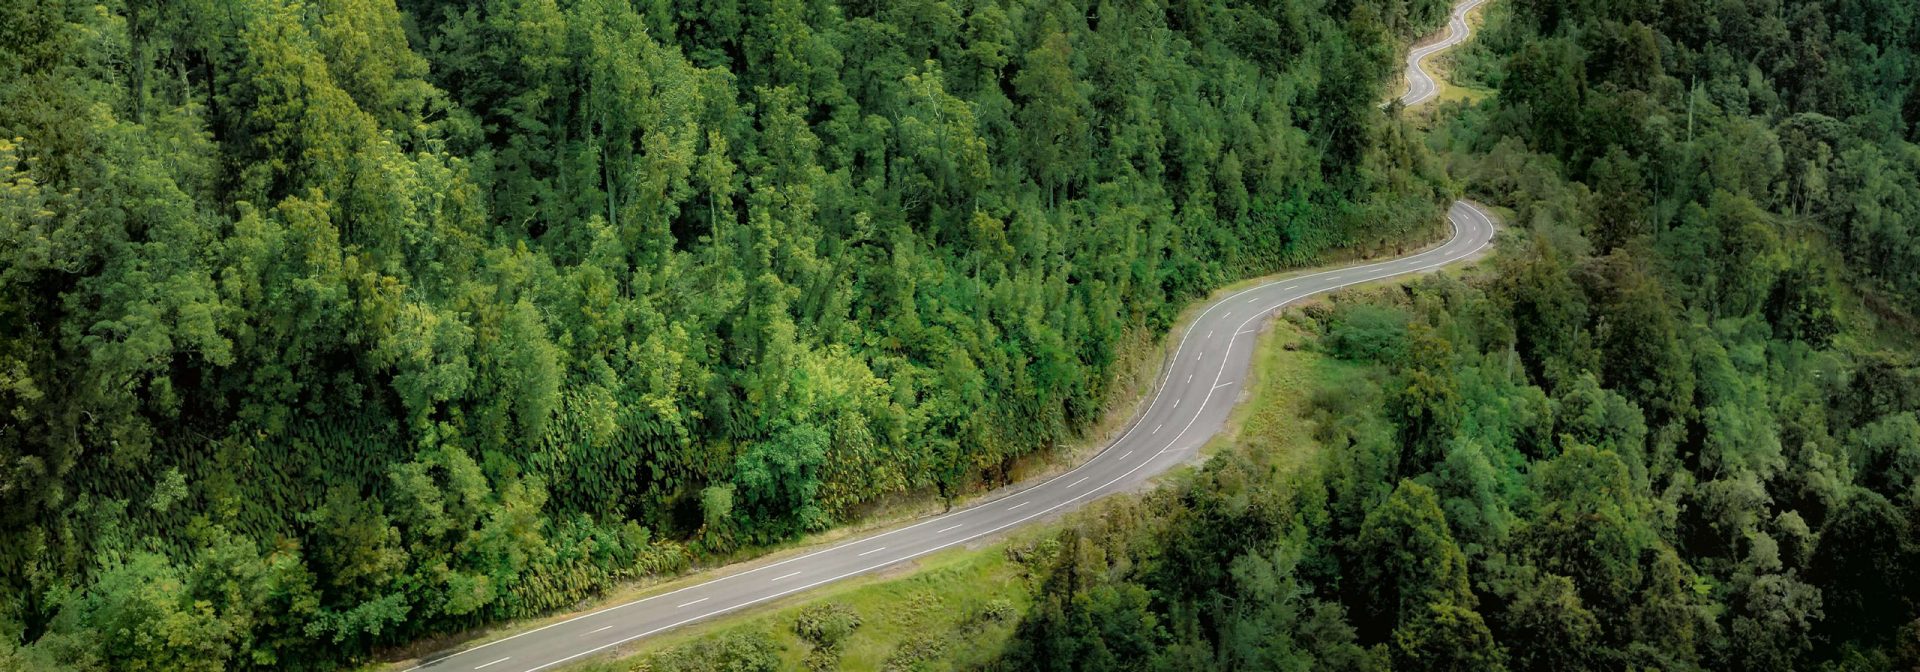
[1809,489,1917,646]
[1323,304,1411,363]
[1354,480,1474,635]
[993,0,1920,667]
[998,265,1918,670]
[639,630,784,672]
[0,0,1451,667]
[792,602,861,671]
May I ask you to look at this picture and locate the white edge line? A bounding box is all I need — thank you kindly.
[520,205,1495,672]
[517,383,1241,672]
[410,203,1494,672]
[1392,0,1486,107]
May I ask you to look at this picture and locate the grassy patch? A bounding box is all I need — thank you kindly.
[1431,69,1497,107]
[1407,1,1498,124]
[1204,309,1368,473]
[384,223,1472,672]
[1429,1,1498,107]
[570,257,1478,671]
[577,529,1042,671]
[586,309,1385,671]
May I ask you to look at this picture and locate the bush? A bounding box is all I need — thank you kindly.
[1324,304,1411,363]
[637,631,783,672]
[793,602,863,670]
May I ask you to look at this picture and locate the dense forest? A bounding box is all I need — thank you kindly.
[0,0,1458,669]
[997,0,1920,669]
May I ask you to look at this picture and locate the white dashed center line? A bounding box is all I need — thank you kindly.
[392,205,1500,672]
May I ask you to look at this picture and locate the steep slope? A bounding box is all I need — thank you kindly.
[0,0,1458,670]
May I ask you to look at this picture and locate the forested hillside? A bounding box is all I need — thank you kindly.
[999,0,1920,669]
[0,0,1455,668]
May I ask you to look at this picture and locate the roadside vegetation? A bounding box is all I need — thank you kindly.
[0,0,1457,669]
[610,279,1381,672]
[614,0,1920,668]
[585,535,1032,672]
[10,0,1919,668]
[992,0,1920,669]
[629,0,1920,669]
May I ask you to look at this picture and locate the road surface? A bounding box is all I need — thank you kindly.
[402,202,1497,672]
[401,5,1492,670]
[1400,0,1487,106]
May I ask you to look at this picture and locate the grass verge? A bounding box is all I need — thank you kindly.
[1202,314,1366,477]
[574,526,1045,671]
[590,291,1427,671]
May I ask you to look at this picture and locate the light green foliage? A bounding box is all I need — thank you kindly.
[1848,413,1920,497]
[732,424,830,540]
[1357,481,1476,630]
[12,0,1918,667]
[997,258,1916,671]
[637,630,784,672]
[1390,601,1507,672]
[1324,303,1411,363]
[38,553,239,672]
[990,0,1920,666]
[791,602,862,671]
[1,1,1454,665]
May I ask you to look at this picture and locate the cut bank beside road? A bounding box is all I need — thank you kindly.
[392,203,1495,672]
[378,202,1461,666]
[386,1,1497,668]
[599,290,1425,672]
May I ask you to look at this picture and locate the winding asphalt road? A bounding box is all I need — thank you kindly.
[1400,0,1486,107]
[401,5,1492,671]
